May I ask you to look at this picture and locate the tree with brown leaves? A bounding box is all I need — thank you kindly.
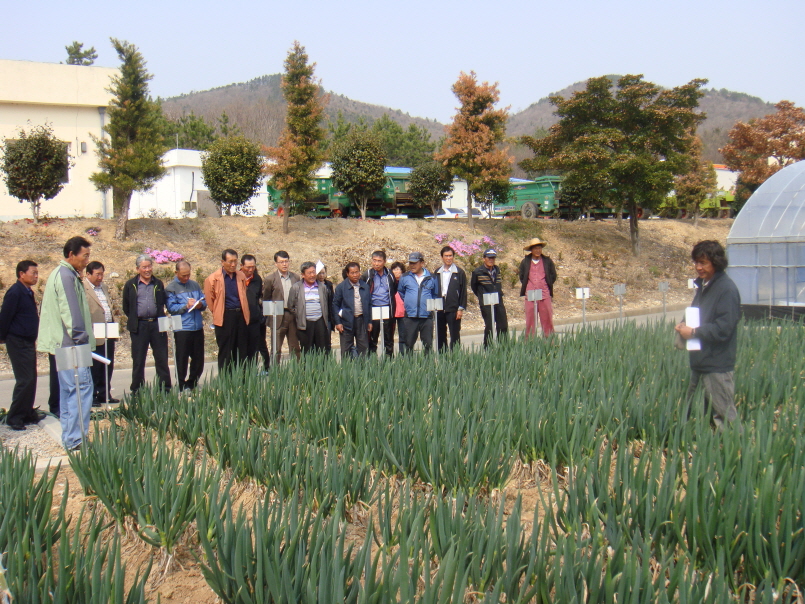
[720,101,805,201]
[264,42,327,234]
[436,72,512,229]
[675,135,718,227]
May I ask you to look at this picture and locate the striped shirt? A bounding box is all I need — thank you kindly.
[94,285,113,322]
[304,282,322,321]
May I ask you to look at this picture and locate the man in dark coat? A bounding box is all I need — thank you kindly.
[675,240,741,429]
[0,260,43,430]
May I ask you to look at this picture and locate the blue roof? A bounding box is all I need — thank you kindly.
[385,166,413,174]
[510,177,533,183]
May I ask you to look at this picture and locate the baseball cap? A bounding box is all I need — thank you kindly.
[483,249,497,258]
[408,252,424,263]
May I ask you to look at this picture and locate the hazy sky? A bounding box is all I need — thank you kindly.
[3,0,802,123]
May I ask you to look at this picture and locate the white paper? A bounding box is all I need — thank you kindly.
[686,338,701,351]
[93,322,120,339]
[91,352,112,365]
[684,307,700,328]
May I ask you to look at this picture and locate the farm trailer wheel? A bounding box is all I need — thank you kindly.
[521,202,539,219]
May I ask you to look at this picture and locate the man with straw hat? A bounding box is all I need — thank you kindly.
[518,237,557,337]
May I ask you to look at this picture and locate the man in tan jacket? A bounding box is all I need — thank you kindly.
[262,250,301,361]
[83,261,119,404]
[204,249,250,371]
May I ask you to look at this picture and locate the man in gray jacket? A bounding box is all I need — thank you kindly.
[675,240,741,429]
[288,261,331,354]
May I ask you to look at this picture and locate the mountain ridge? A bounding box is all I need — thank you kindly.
[161,74,778,165]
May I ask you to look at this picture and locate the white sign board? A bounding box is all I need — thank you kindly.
[263,300,285,316]
[93,322,120,339]
[158,315,184,332]
[371,306,391,320]
[688,279,698,289]
[426,298,444,311]
[575,288,590,300]
[483,292,499,306]
[55,344,93,371]
[526,289,543,302]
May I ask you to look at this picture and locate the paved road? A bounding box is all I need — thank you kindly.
[0,305,682,411]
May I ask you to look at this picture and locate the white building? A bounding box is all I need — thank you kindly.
[129,149,270,218]
[0,59,118,220]
[713,164,739,192]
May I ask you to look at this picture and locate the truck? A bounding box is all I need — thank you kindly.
[267,167,430,218]
[491,176,563,218]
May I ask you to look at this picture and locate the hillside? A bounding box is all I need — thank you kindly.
[162,73,777,167]
[161,74,445,149]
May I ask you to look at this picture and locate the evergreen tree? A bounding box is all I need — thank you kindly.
[164,112,217,151]
[0,123,72,223]
[330,130,386,220]
[201,136,264,215]
[264,41,327,234]
[65,41,97,66]
[409,162,453,216]
[435,72,512,228]
[90,39,167,240]
[371,114,436,168]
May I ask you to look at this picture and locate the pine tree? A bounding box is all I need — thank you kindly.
[90,39,167,240]
[65,41,97,66]
[435,72,512,229]
[264,41,327,234]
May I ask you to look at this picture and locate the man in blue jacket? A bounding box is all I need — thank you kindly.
[397,251,438,353]
[165,260,206,391]
[333,262,372,358]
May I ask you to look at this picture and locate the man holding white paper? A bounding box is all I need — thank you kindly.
[84,261,119,405]
[675,241,741,428]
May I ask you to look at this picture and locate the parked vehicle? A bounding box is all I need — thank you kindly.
[267,167,430,218]
[425,208,465,219]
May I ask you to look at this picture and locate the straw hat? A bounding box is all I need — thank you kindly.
[523,237,548,251]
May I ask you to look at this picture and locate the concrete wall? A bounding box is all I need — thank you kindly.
[0,60,118,220]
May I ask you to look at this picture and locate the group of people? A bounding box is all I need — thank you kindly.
[0,233,740,451]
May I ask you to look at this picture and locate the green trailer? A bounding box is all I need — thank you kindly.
[492,176,563,218]
[267,167,428,218]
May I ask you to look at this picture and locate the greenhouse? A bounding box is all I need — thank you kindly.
[726,160,805,320]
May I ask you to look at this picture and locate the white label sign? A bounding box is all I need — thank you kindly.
[526,289,543,302]
[371,306,391,320]
[575,288,590,300]
[93,322,120,339]
[483,292,499,306]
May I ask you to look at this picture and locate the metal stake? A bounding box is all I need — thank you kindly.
[426,298,443,355]
[527,289,543,337]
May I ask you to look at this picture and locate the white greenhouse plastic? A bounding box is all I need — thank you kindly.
[726,160,805,313]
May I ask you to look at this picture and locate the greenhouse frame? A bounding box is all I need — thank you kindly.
[726,160,805,320]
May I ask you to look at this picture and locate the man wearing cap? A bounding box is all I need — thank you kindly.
[519,238,557,337]
[397,251,438,353]
[471,249,508,348]
[435,246,467,351]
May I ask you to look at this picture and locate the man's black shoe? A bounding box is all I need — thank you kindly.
[24,411,48,424]
[107,397,120,404]
[8,423,26,431]
[92,400,104,408]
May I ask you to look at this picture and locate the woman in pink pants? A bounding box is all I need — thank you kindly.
[518,237,557,337]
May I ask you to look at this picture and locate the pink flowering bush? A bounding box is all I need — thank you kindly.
[434,233,447,244]
[144,248,184,264]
